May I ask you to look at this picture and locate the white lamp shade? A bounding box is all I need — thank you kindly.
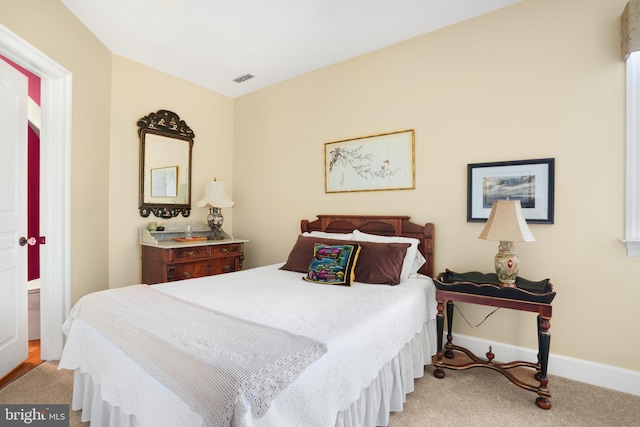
[196,180,235,208]
[478,200,535,242]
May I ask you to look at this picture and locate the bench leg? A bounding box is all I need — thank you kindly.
[444,301,455,359]
[535,315,552,409]
[434,301,445,378]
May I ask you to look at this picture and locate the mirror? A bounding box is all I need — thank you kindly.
[138,110,194,218]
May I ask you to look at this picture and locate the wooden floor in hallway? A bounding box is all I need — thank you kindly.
[0,340,42,390]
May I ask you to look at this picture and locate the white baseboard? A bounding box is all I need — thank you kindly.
[451,334,640,397]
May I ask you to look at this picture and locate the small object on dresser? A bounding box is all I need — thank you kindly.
[156,226,165,231]
[196,178,235,240]
[148,222,157,231]
[172,236,208,242]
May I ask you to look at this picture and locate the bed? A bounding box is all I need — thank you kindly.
[59,215,437,427]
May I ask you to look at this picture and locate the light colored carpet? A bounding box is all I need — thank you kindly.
[1,360,639,426]
[0,361,87,426]
[391,362,640,426]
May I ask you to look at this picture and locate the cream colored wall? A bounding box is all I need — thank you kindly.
[3,0,638,374]
[234,0,640,372]
[0,0,112,304]
[0,1,235,299]
[108,56,235,288]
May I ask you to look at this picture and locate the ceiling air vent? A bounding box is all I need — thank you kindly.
[233,74,255,83]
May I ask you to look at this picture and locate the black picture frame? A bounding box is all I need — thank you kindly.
[467,158,555,224]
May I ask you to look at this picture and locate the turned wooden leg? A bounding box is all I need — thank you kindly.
[536,315,552,410]
[535,312,541,380]
[444,300,455,359]
[434,300,446,378]
[486,346,495,363]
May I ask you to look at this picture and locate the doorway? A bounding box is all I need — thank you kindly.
[0,24,72,361]
[1,55,42,361]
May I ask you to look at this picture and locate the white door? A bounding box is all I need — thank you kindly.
[0,58,28,377]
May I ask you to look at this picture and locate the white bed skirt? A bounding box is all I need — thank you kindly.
[70,318,436,427]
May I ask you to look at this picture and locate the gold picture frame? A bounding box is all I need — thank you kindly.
[325,129,415,193]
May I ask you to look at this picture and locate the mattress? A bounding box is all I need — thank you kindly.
[59,263,437,427]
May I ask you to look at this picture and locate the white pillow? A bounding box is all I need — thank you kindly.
[352,229,425,279]
[411,251,427,276]
[302,231,353,240]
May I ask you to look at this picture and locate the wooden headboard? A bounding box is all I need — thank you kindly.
[300,215,435,278]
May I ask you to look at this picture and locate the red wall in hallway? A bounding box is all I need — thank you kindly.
[27,126,40,280]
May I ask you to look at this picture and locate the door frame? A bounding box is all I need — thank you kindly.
[0,24,71,360]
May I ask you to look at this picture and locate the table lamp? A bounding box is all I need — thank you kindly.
[478,200,535,287]
[196,178,234,240]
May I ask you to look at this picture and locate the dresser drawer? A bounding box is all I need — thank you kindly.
[172,246,210,261]
[141,240,246,284]
[209,257,238,275]
[169,261,211,281]
[211,244,242,258]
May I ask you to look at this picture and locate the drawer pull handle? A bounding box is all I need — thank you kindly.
[220,248,229,254]
[223,265,232,272]
[185,251,196,257]
[183,272,193,279]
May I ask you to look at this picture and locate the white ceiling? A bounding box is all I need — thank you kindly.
[61,0,522,98]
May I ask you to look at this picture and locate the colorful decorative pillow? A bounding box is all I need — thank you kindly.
[303,243,360,286]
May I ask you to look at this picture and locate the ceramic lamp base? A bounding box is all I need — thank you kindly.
[494,241,519,287]
[207,207,225,240]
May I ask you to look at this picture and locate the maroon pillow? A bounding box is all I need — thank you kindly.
[281,236,352,272]
[281,235,410,285]
[354,241,411,285]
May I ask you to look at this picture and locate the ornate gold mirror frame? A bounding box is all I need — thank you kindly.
[138,110,194,218]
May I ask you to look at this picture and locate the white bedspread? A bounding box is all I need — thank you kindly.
[59,263,437,427]
[65,285,327,426]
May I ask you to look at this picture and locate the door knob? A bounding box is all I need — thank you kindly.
[19,237,37,246]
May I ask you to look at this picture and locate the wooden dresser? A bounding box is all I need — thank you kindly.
[139,225,248,284]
